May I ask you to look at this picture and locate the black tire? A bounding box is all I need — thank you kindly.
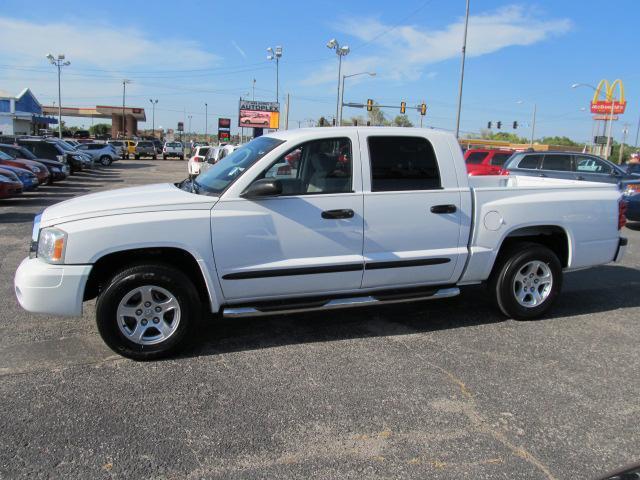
[489,242,562,320]
[96,263,202,360]
[99,155,112,166]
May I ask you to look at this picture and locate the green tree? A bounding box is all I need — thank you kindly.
[392,115,414,127]
[368,104,387,126]
[539,136,582,147]
[481,131,529,143]
[89,123,111,136]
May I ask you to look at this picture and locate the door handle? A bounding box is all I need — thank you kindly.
[321,209,355,219]
[538,172,547,177]
[430,204,457,214]
[576,175,585,180]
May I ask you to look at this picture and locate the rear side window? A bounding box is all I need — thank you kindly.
[465,152,488,164]
[517,154,542,170]
[575,156,613,174]
[368,136,441,191]
[542,154,572,171]
[490,153,512,166]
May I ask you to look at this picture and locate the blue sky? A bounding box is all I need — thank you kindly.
[0,0,638,143]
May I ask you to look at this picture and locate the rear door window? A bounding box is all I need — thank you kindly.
[542,154,572,172]
[368,136,441,191]
[517,154,542,170]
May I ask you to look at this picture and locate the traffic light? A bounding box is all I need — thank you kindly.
[332,117,336,126]
[420,103,427,115]
[513,121,518,129]
[367,99,374,112]
[487,121,492,129]
[353,119,358,126]
[497,121,502,129]
[400,101,406,114]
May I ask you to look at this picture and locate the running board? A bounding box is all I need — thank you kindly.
[222,287,460,318]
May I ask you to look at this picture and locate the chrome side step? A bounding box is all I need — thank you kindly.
[222,287,460,318]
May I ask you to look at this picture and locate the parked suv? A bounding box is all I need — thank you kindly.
[163,141,184,159]
[75,143,119,166]
[503,151,640,188]
[134,141,157,159]
[17,139,85,173]
[464,148,514,175]
[0,143,69,183]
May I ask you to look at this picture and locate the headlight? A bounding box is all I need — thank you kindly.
[37,227,67,264]
[32,166,41,173]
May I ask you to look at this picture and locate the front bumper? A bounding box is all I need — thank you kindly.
[14,257,92,316]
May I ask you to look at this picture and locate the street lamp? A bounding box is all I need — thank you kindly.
[327,39,350,126]
[149,99,158,137]
[267,46,283,103]
[121,79,131,138]
[204,103,208,139]
[454,0,470,139]
[340,72,376,126]
[46,53,70,138]
[516,100,537,147]
[187,115,193,141]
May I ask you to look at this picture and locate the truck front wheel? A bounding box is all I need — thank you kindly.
[490,243,562,320]
[96,263,202,360]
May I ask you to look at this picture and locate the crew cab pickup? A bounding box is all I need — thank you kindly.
[14,127,627,360]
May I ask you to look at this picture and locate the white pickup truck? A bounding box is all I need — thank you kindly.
[14,127,627,359]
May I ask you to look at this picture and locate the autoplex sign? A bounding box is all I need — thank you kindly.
[239,99,279,129]
[590,79,627,115]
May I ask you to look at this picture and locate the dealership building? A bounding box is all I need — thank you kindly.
[0,88,58,135]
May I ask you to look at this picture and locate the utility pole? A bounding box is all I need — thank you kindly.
[284,93,290,130]
[619,123,630,163]
[252,79,256,100]
[604,98,615,160]
[454,0,470,139]
[188,115,193,141]
[530,104,537,146]
[204,103,208,139]
[634,114,640,148]
[121,79,131,138]
[46,54,70,138]
[149,99,158,137]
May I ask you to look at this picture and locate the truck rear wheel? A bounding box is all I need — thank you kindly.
[490,243,562,320]
[96,263,202,360]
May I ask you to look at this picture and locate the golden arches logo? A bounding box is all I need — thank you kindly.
[591,79,627,115]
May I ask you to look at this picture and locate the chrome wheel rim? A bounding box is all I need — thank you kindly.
[512,260,553,308]
[116,285,181,345]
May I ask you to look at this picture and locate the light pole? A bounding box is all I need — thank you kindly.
[267,46,283,103]
[121,79,131,138]
[204,103,208,139]
[188,115,193,141]
[149,99,158,137]
[454,0,470,139]
[327,39,350,126]
[516,100,537,146]
[46,53,70,138]
[252,79,256,100]
[340,72,376,125]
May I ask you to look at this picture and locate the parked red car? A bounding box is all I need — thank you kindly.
[0,168,23,198]
[464,148,514,176]
[0,149,50,184]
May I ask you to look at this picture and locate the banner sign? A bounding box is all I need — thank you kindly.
[239,99,279,129]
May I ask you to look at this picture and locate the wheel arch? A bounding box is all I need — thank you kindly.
[84,247,219,313]
[492,224,572,277]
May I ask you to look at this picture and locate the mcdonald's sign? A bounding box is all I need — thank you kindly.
[590,79,626,115]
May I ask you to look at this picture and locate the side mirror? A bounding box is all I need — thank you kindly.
[241,179,283,198]
[612,169,620,176]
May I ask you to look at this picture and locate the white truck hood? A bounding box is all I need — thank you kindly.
[40,183,218,226]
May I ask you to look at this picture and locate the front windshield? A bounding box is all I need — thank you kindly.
[194,137,283,194]
[17,147,37,160]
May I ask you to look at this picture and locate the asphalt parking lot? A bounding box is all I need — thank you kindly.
[1,160,639,479]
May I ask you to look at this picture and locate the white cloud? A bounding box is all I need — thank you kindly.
[304,5,571,85]
[0,16,217,69]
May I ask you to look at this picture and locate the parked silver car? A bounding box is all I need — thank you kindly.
[75,143,119,166]
[134,141,157,159]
